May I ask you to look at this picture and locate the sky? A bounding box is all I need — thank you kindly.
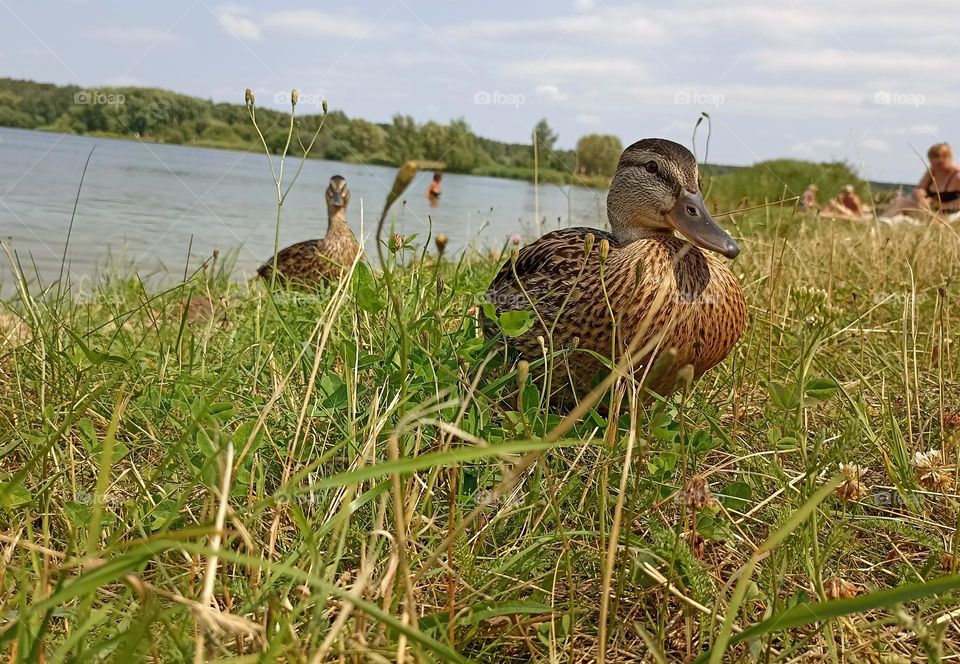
[1,0,957,183]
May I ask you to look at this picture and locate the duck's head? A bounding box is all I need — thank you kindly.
[326,175,350,213]
[607,139,739,259]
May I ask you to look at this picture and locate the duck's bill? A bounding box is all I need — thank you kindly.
[667,190,740,259]
[330,190,345,206]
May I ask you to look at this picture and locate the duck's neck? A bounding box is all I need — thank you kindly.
[327,206,348,235]
[608,204,672,244]
[606,182,671,244]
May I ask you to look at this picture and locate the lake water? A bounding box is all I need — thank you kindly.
[0,127,607,290]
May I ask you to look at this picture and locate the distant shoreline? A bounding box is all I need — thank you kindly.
[0,76,617,190]
[6,124,612,191]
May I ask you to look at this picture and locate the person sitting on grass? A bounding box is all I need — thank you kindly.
[799,183,819,211]
[914,143,960,215]
[823,185,863,219]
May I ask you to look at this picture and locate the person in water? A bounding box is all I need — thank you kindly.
[915,143,960,214]
[427,171,443,208]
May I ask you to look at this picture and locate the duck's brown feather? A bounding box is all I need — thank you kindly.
[258,224,360,286]
[485,227,745,395]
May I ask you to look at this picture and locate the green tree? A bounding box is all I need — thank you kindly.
[418,121,445,155]
[346,118,387,156]
[443,118,488,172]
[386,114,423,163]
[576,134,623,177]
[533,118,561,168]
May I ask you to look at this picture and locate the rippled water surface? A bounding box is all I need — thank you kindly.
[0,127,607,288]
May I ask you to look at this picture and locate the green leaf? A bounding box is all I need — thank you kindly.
[111,440,130,462]
[458,600,552,626]
[729,574,960,648]
[768,381,800,411]
[499,310,534,337]
[77,418,97,453]
[804,377,839,402]
[0,481,31,509]
[66,329,127,366]
[479,301,498,323]
[64,500,92,524]
[718,482,752,510]
[356,282,384,314]
[232,420,264,457]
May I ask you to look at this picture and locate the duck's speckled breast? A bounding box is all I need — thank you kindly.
[486,228,746,391]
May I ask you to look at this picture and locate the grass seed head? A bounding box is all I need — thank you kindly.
[517,360,529,391]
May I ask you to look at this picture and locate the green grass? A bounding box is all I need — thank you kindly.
[3,204,960,661]
[704,159,867,210]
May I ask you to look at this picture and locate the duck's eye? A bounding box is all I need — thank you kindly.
[644,161,659,174]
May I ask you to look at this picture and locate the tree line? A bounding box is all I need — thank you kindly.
[0,78,622,187]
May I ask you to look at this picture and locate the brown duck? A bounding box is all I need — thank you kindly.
[258,175,360,285]
[485,138,746,397]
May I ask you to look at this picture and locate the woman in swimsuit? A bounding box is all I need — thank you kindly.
[914,143,960,214]
[427,171,443,208]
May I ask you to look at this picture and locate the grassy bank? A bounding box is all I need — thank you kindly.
[3,209,960,661]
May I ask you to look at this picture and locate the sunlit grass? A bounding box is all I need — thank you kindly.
[2,206,960,661]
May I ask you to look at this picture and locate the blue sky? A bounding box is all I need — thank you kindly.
[1,0,957,182]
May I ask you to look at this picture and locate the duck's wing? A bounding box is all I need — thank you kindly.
[486,227,618,314]
[257,239,323,281]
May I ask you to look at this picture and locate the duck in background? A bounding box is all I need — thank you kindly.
[257,175,360,286]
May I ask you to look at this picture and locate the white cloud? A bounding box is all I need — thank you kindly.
[575,113,601,126]
[752,47,954,79]
[507,57,646,83]
[534,84,566,102]
[215,6,261,40]
[265,11,373,39]
[574,0,596,10]
[790,138,846,158]
[442,15,663,43]
[861,138,890,152]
